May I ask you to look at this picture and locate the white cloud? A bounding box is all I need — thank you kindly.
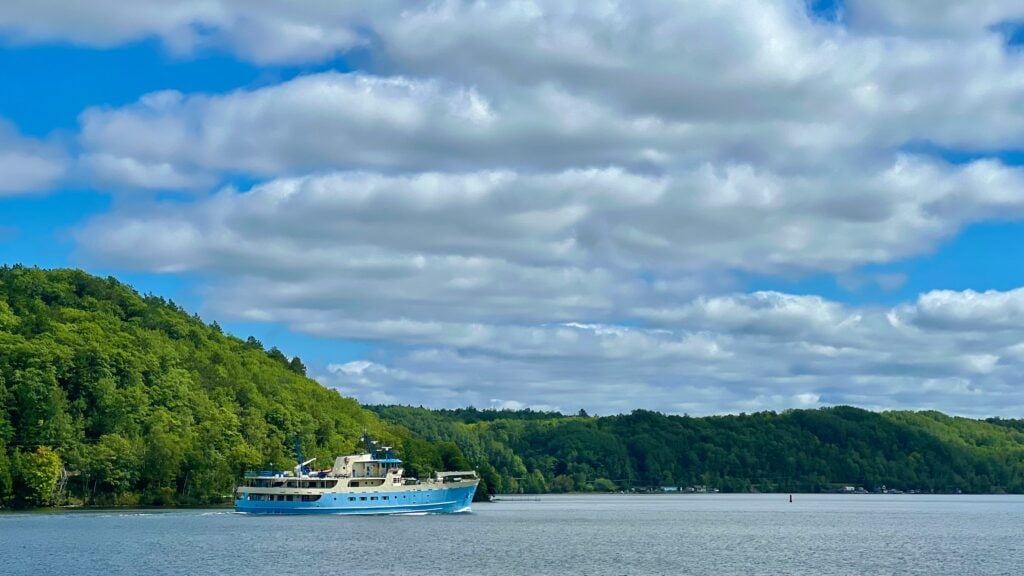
[73,156,1024,414]
[75,168,1024,414]
[0,0,370,63]
[845,1,1024,37]
[78,158,1024,292]
[0,119,67,196]
[633,292,857,338]
[80,153,216,191]
[47,0,1022,189]
[44,1,1024,415]
[895,288,1024,332]
[305,287,1024,416]
[77,76,516,178]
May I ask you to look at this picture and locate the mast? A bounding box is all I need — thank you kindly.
[294,433,304,473]
[362,429,377,457]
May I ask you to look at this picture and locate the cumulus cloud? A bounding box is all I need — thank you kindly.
[49,1,1024,414]
[78,159,1024,284]
[73,14,1024,183]
[0,0,370,63]
[894,288,1024,332]
[309,295,1024,416]
[76,170,1024,415]
[77,77,510,179]
[0,119,67,196]
[633,292,858,338]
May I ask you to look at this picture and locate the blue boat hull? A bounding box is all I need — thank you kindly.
[234,483,477,515]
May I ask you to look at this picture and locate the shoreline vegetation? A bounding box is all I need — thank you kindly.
[3,267,1024,510]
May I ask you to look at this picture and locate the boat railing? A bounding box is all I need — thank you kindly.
[243,469,285,478]
[435,470,479,483]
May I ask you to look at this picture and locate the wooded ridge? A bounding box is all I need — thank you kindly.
[2,266,1023,508]
[369,405,1024,494]
[0,266,471,507]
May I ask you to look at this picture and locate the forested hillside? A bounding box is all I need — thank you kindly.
[4,267,1024,508]
[369,406,1024,494]
[0,266,475,508]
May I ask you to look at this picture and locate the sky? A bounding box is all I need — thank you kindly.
[2,1,1024,417]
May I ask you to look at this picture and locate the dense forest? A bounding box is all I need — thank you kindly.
[368,405,1024,494]
[4,267,1024,509]
[0,266,474,508]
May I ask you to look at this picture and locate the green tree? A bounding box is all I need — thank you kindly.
[0,443,12,504]
[16,447,62,506]
[0,297,16,330]
[549,474,574,493]
[267,347,289,366]
[438,441,473,471]
[87,434,140,502]
[526,469,548,493]
[288,356,307,376]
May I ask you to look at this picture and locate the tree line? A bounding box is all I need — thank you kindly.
[368,404,1024,494]
[4,266,1024,508]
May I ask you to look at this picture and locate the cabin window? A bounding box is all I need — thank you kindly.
[382,496,388,500]
[360,496,367,501]
[370,497,377,501]
[348,497,355,501]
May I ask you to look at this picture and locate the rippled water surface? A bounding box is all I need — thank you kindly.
[1,494,1021,575]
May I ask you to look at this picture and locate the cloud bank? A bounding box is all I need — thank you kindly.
[6,0,1019,414]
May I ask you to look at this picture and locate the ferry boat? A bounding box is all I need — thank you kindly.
[234,434,479,515]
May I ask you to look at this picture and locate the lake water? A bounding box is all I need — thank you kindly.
[1,494,1020,575]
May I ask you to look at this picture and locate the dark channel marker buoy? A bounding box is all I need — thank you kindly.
[789,494,793,503]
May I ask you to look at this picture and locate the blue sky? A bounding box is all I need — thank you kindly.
[0,41,369,366]
[3,1,1024,416]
